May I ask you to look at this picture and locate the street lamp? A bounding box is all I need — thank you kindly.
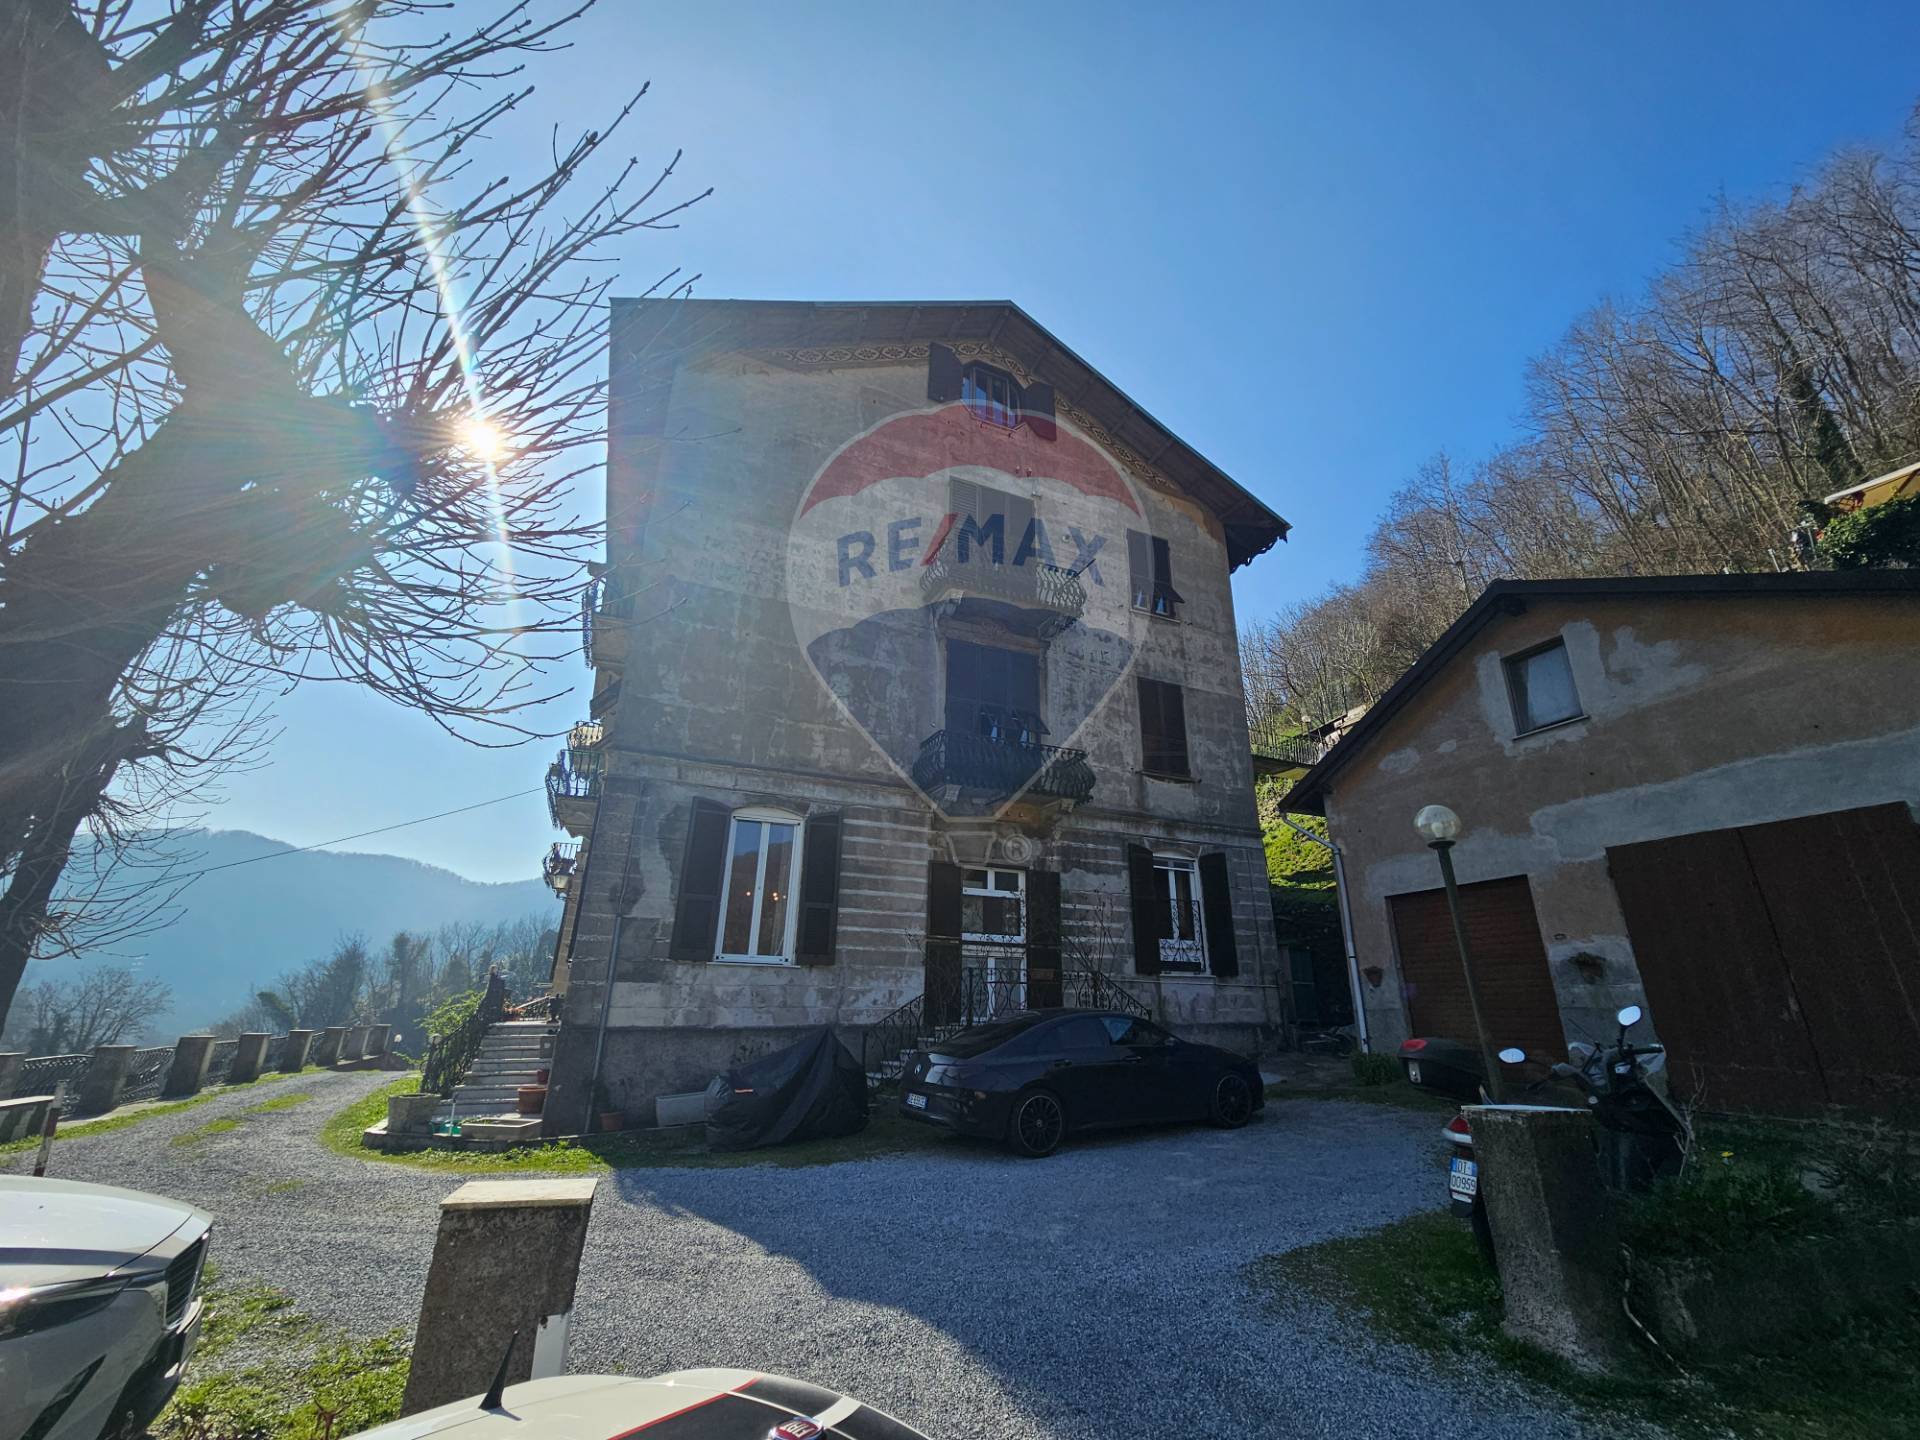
[1414,804,1500,1101]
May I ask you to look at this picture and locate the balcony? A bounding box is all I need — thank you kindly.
[910,728,1094,816]
[582,574,634,672]
[546,725,606,835]
[544,841,581,895]
[919,548,1085,640]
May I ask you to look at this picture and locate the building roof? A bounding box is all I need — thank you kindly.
[610,297,1289,570]
[1824,459,1920,510]
[1281,570,1920,815]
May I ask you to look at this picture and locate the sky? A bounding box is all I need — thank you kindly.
[205,0,1920,883]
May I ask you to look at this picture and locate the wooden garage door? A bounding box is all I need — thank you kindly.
[1387,875,1566,1065]
[1607,802,1920,1115]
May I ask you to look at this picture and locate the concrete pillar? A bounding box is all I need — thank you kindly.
[1466,1105,1632,1372]
[364,1024,391,1057]
[78,1045,137,1115]
[280,1030,315,1071]
[228,1032,272,1085]
[0,1053,22,1100]
[163,1036,216,1098]
[388,1092,441,1136]
[401,1179,598,1415]
[312,1027,347,1067]
[340,1025,368,1062]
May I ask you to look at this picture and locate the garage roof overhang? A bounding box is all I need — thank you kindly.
[1282,570,1920,816]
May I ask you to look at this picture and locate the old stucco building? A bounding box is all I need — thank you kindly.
[1285,573,1920,1115]
[541,299,1290,1131]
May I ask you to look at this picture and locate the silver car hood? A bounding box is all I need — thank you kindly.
[0,1176,203,1288]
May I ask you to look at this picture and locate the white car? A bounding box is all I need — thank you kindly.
[0,1176,211,1440]
[369,1371,933,1440]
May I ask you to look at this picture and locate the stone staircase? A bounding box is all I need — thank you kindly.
[866,1023,965,1087]
[445,1020,557,1119]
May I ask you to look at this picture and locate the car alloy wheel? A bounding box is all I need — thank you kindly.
[1212,1073,1253,1128]
[1011,1090,1065,1157]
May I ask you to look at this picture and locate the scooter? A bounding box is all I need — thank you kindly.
[1412,1005,1688,1260]
[1499,1003,1687,1190]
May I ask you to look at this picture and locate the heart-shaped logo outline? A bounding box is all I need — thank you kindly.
[785,400,1151,823]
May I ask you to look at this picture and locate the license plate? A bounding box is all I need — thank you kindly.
[1406,1061,1422,1085]
[906,1092,928,1110]
[1448,1156,1478,1198]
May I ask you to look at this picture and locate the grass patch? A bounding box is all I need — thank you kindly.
[247,1091,314,1114]
[263,1178,307,1195]
[1265,1079,1455,1113]
[158,1286,407,1440]
[1252,1209,1920,1438]
[171,1116,242,1147]
[323,1076,950,1174]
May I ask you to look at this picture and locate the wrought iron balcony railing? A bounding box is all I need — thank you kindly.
[910,728,1094,807]
[919,548,1086,636]
[545,747,604,829]
[1254,733,1331,770]
[582,574,635,670]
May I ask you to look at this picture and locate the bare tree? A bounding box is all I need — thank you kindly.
[1245,103,1920,741]
[0,2,707,1029]
[1,963,172,1053]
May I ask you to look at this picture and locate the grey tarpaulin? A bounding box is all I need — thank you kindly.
[703,1027,869,1152]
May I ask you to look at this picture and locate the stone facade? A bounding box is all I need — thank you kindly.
[544,300,1290,1132]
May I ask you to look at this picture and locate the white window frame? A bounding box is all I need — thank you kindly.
[961,867,1026,944]
[713,806,805,965]
[1153,854,1207,973]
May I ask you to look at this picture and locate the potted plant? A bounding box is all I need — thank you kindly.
[591,1080,624,1133]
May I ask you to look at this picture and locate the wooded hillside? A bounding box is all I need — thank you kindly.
[1246,104,1920,741]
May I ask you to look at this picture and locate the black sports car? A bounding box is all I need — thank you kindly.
[896,1008,1264,1156]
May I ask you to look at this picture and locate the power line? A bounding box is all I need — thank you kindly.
[175,787,545,881]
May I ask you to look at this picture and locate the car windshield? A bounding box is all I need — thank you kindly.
[934,1013,1047,1057]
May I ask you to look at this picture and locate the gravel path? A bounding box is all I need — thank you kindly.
[7,1069,1636,1438]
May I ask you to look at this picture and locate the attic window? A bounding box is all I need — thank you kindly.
[1504,639,1584,735]
[962,364,1020,429]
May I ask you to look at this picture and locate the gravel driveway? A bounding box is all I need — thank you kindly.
[7,1068,1619,1438]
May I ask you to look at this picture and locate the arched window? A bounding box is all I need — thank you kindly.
[715,806,805,962]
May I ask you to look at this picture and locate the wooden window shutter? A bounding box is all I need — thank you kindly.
[1019,379,1057,441]
[928,343,963,403]
[1126,842,1163,976]
[1026,870,1063,1006]
[1199,852,1239,977]
[669,798,731,961]
[1150,535,1183,615]
[795,812,844,964]
[1137,677,1190,778]
[1127,529,1151,609]
[926,861,964,1026]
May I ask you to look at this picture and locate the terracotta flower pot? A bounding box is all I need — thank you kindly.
[517,1084,548,1116]
[595,1110,625,1133]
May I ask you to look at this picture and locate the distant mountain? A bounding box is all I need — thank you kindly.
[35,830,554,1037]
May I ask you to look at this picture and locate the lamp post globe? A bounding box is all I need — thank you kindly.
[1414,804,1462,846]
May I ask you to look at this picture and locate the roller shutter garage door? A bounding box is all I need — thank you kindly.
[1606,802,1920,1115]
[1386,875,1566,1065]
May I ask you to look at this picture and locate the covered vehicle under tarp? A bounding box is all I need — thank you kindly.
[703,1026,869,1152]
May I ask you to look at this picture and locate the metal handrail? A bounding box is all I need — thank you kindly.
[419,980,511,1097]
[861,993,926,1080]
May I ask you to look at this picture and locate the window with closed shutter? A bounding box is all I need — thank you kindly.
[1137,676,1190,778]
[1126,530,1183,619]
